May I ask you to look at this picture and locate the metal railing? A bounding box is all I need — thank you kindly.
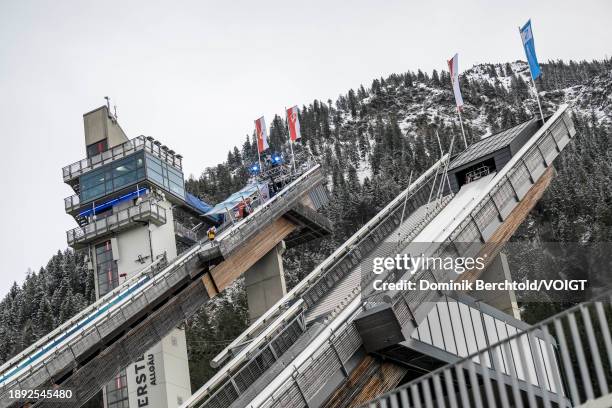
[64,194,80,212]
[216,164,325,257]
[61,135,183,182]
[66,201,167,247]
[363,290,612,408]
[250,301,364,408]
[174,220,200,242]
[0,254,168,391]
[200,307,307,408]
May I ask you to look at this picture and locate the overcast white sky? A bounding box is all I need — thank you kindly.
[0,0,609,297]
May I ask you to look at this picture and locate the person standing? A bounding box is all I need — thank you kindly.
[207,226,217,242]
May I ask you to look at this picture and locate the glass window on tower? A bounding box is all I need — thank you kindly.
[96,241,119,297]
[106,369,129,408]
[145,153,185,198]
[80,152,145,203]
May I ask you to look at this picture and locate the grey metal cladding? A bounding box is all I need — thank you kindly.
[96,308,126,340]
[40,344,76,380]
[354,304,406,352]
[120,291,149,323]
[449,119,536,172]
[68,325,101,359]
[16,363,50,392]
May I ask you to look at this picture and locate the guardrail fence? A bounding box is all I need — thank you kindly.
[363,290,612,408]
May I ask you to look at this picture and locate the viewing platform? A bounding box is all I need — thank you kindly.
[62,135,183,188]
[66,200,167,248]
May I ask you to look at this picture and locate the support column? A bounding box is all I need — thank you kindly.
[244,241,287,322]
[471,252,521,320]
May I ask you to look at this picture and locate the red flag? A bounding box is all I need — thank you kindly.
[286,106,301,142]
[254,116,269,153]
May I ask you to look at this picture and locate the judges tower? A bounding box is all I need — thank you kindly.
[62,105,214,408]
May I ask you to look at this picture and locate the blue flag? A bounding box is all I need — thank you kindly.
[520,20,542,80]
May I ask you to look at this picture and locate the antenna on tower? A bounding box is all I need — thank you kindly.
[103,96,118,121]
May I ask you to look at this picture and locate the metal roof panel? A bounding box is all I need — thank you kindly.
[449,119,535,171]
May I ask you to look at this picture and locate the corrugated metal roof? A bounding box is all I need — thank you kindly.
[449,119,535,171]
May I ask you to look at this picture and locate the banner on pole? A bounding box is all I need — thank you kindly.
[286,106,301,142]
[520,19,542,80]
[447,53,464,110]
[254,116,269,153]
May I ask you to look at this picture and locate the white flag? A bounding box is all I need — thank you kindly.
[447,53,464,109]
[254,116,269,153]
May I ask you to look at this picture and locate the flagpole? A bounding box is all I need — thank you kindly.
[286,107,297,173]
[519,25,545,124]
[449,53,468,150]
[457,108,468,150]
[435,130,443,157]
[289,140,296,173]
[531,76,545,124]
[255,127,262,173]
[257,146,262,174]
[436,131,456,202]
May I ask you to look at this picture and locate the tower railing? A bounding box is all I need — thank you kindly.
[64,194,80,212]
[61,135,183,183]
[66,200,167,247]
[362,290,612,408]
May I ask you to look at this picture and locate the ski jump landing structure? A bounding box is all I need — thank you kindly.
[182,104,577,408]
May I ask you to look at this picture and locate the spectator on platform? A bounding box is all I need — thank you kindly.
[244,198,252,218]
[207,226,217,241]
[237,199,246,219]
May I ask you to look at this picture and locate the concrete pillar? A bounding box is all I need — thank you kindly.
[244,241,288,322]
[471,252,521,320]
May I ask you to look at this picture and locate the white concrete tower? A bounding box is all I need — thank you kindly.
[62,105,214,408]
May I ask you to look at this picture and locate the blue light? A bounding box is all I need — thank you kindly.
[249,163,260,174]
[78,187,149,217]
